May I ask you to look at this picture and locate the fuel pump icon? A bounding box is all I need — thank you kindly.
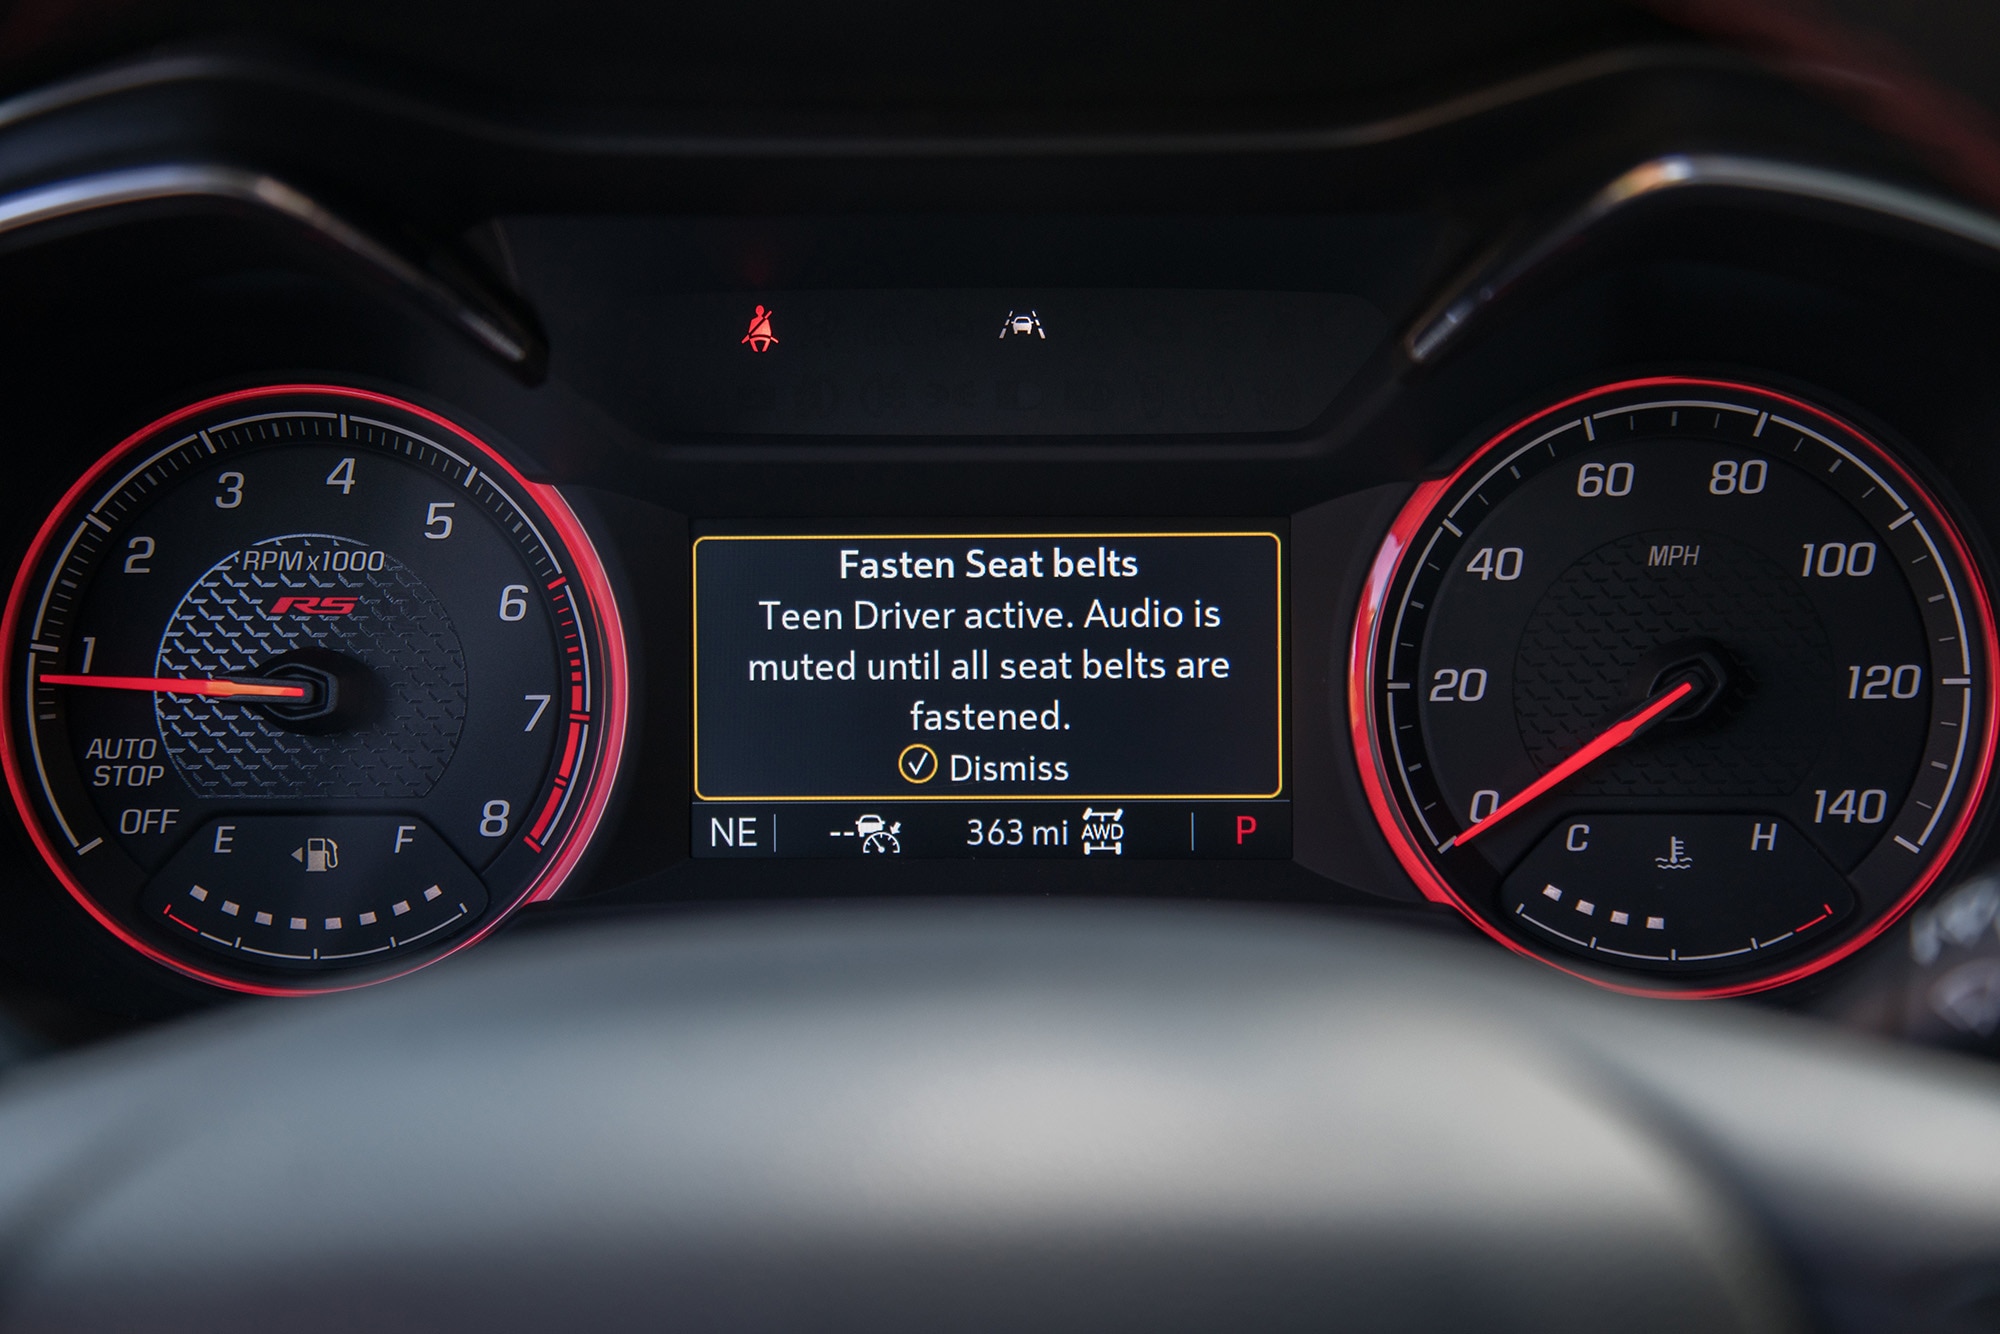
[292,837,339,872]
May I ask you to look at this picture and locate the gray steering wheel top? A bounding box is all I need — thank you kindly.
[0,902,1994,1333]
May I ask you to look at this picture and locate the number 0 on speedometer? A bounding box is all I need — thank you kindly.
[1,386,628,994]
[1352,378,1998,996]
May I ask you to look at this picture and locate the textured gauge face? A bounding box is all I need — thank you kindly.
[1,386,627,994]
[1353,378,1998,996]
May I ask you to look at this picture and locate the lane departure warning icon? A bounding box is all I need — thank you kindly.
[1000,309,1045,339]
[742,304,779,352]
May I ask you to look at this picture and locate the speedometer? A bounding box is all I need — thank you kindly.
[1,385,628,994]
[1352,377,1998,996]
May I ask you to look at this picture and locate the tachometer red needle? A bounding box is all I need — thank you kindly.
[1449,677,1696,849]
[39,674,308,700]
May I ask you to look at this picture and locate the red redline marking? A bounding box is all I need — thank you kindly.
[41,674,308,700]
[1795,911,1831,932]
[547,576,567,589]
[162,906,199,932]
[558,720,581,781]
[528,782,567,842]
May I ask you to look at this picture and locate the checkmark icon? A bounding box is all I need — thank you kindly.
[898,743,939,784]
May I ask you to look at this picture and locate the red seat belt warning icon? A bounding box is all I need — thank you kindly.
[741,304,779,352]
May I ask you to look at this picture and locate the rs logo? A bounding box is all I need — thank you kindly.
[267,596,357,616]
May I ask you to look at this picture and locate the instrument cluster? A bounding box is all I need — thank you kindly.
[2,54,2000,1034]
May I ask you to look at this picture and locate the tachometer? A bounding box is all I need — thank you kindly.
[1352,377,1997,996]
[1,385,628,994]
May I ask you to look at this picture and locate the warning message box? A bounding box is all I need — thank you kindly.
[693,531,1282,812]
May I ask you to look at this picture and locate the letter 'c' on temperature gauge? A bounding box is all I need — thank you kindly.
[0,386,629,994]
[1351,377,1999,998]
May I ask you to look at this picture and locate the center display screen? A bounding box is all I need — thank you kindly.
[692,529,1287,859]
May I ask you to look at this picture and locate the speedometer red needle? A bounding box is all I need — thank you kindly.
[39,674,308,700]
[1449,677,1697,849]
